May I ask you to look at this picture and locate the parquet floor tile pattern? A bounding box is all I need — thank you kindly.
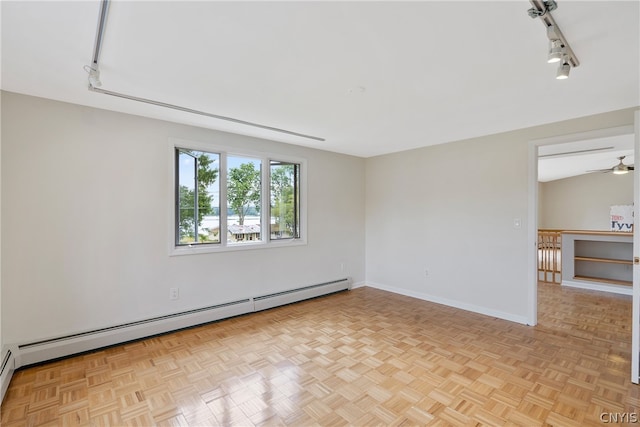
[2,283,639,426]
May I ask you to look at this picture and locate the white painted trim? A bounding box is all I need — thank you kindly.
[527,141,539,326]
[632,109,640,383]
[561,280,633,296]
[350,281,367,289]
[171,237,307,256]
[364,282,530,325]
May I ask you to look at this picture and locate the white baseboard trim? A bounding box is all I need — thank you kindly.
[350,280,366,289]
[562,280,633,296]
[364,281,530,325]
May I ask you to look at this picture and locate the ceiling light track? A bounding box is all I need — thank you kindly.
[528,0,579,79]
[538,146,615,159]
[84,0,325,142]
[91,0,110,69]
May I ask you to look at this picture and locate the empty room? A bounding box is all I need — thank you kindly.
[1,1,639,426]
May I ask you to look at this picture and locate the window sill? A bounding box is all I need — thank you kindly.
[169,238,307,256]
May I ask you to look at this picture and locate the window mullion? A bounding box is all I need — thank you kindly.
[193,155,199,243]
[263,157,270,242]
[219,153,228,247]
[174,149,180,245]
[294,163,299,239]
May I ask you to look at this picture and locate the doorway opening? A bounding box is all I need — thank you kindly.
[527,123,637,382]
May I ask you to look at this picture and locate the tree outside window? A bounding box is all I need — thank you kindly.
[226,157,261,243]
[270,161,299,239]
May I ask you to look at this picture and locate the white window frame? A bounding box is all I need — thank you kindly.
[169,138,307,256]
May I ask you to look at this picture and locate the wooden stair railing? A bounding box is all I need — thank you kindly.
[538,229,562,284]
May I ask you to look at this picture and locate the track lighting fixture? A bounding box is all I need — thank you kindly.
[556,57,570,80]
[528,0,579,79]
[547,39,563,63]
[83,65,102,87]
[527,0,557,17]
[88,67,102,87]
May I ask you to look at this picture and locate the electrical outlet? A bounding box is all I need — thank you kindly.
[424,269,429,277]
[340,262,346,272]
[170,288,179,300]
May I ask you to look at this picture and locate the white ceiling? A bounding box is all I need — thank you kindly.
[1,1,639,158]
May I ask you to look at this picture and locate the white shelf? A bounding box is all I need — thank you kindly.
[574,256,632,265]
[561,231,633,295]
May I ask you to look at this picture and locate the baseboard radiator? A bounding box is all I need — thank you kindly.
[253,279,351,311]
[1,348,16,402]
[14,278,351,369]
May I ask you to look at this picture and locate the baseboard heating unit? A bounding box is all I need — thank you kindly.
[1,348,15,402]
[13,278,351,370]
[253,279,351,311]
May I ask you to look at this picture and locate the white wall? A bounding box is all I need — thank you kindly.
[0,88,3,358]
[365,108,637,324]
[1,90,636,346]
[366,133,529,322]
[1,92,366,345]
[540,172,633,230]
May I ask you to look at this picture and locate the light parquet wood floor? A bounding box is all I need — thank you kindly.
[2,283,639,426]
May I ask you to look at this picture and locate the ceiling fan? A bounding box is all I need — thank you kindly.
[588,156,635,175]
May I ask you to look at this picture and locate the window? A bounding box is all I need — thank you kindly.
[270,161,300,240]
[227,156,262,244]
[175,149,220,245]
[173,144,303,253]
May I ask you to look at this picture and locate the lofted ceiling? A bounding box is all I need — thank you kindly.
[538,133,635,182]
[1,1,639,159]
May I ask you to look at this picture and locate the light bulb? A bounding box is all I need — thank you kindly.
[556,59,570,80]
